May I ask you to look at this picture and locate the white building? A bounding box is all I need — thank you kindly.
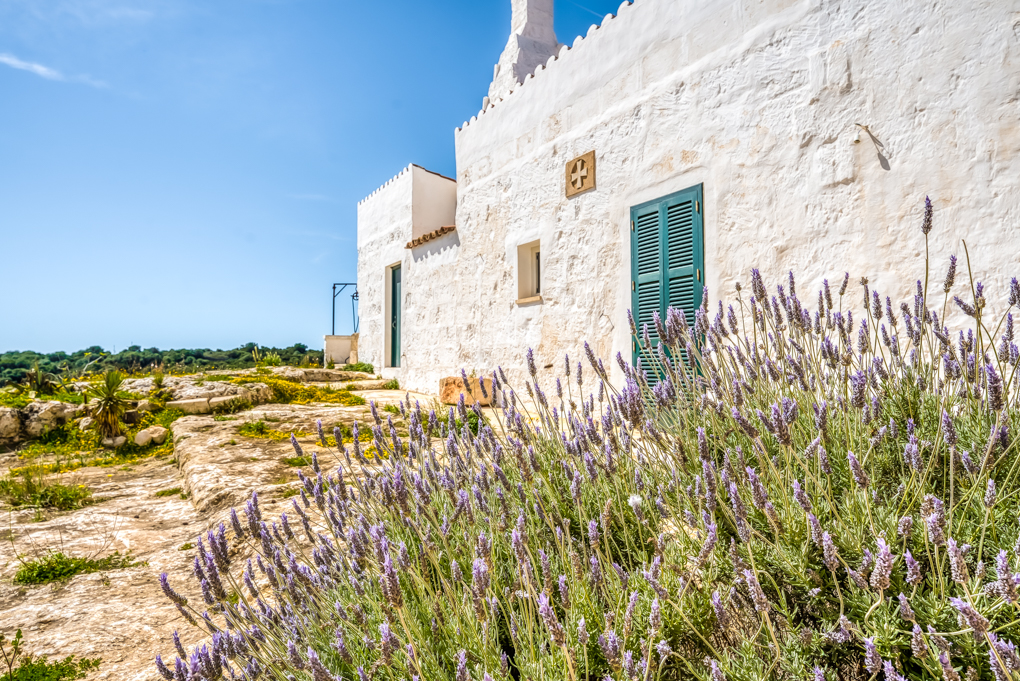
[356,0,1020,394]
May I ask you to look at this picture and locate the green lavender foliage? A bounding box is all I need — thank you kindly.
[14,552,140,585]
[0,630,101,681]
[156,206,1020,681]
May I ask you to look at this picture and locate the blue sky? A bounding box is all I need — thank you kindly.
[0,0,623,354]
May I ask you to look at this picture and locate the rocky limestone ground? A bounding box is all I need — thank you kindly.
[0,385,425,680]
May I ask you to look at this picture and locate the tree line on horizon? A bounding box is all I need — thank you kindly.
[0,343,323,387]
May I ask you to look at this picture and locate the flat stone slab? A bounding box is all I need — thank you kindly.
[171,403,381,514]
[165,398,210,414]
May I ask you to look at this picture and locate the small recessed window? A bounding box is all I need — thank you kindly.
[517,240,542,304]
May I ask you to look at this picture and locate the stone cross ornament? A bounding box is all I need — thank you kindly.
[565,150,596,197]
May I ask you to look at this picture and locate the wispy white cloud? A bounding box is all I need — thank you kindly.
[0,52,64,80]
[3,0,164,27]
[0,52,107,87]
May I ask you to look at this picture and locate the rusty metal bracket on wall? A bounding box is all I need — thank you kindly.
[332,283,359,335]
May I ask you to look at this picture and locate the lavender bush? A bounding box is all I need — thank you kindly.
[157,202,1020,681]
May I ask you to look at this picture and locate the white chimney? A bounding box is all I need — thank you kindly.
[487,0,560,104]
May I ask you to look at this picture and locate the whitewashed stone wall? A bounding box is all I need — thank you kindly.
[360,0,1020,394]
[358,165,457,376]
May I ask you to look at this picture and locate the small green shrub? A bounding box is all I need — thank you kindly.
[262,352,283,367]
[153,487,182,498]
[210,398,252,415]
[341,362,374,373]
[381,379,399,390]
[14,552,141,585]
[85,370,131,438]
[238,420,268,437]
[1,629,101,681]
[0,390,32,409]
[281,456,311,467]
[178,542,194,551]
[381,404,400,415]
[0,469,92,510]
[19,361,62,396]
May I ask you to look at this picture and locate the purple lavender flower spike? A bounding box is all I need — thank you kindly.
[229,507,245,539]
[289,433,303,458]
[941,411,958,447]
[903,550,922,585]
[712,591,728,628]
[742,570,768,612]
[792,479,811,512]
[286,640,305,670]
[731,407,759,438]
[988,363,1004,411]
[850,371,867,409]
[173,630,186,659]
[598,630,621,668]
[897,592,915,621]
[847,451,869,488]
[937,653,960,681]
[910,624,927,659]
[883,660,905,681]
[949,597,989,634]
[947,538,969,583]
[864,637,881,674]
[159,573,188,607]
[996,550,1018,604]
[870,538,895,591]
[577,617,589,645]
[822,532,839,572]
[154,655,174,681]
[537,592,566,645]
[709,660,726,681]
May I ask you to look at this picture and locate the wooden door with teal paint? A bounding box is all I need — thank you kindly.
[390,265,402,368]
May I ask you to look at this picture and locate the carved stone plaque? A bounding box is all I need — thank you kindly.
[565,150,596,198]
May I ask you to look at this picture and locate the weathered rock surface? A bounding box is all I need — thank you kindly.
[0,407,19,442]
[171,403,374,513]
[0,400,81,445]
[0,459,209,681]
[119,376,273,404]
[0,391,409,680]
[134,426,168,447]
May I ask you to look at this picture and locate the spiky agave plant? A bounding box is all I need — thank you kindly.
[87,369,130,439]
[154,199,1020,681]
[19,360,61,396]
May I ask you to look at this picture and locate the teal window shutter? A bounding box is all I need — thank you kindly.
[630,184,704,378]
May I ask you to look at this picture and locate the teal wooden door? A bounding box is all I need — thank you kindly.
[630,185,704,376]
[390,265,402,368]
